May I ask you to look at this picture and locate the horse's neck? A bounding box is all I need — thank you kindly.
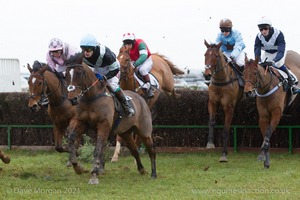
[212,57,230,79]
[257,65,274,90]
[120,69,138,91]
[44,72,64,101]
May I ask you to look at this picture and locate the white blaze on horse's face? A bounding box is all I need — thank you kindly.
[67,69,76,92]
[31,77,37,84]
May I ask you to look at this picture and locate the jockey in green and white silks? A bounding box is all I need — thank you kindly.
[122,33,155,98]
[80,34,134,117]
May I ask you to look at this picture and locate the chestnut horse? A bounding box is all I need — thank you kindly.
[110,47,184,162]
[27,61,76,154]
[65,53,156,184]
[0,150,10,164]
[204,40,244,162]
[243,51,300,168]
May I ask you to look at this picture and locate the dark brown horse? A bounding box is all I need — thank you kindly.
[243,51,300,168]
[110,47,184,162]
[204,40,244,162]
[65,53,156,184]
[0,150,10,164]
[27,61,76,154]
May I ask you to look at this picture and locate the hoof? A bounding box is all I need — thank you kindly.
[219,156,228,162]
[73,163,86,175]
[206,143,215,149]
[110,156,119,163]
[2,156,10,164]
[257,154,266,162]
[66,161,72,167]
[88,173,99,185]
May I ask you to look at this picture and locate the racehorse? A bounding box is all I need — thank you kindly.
[27,61,77,154]
[0,150,10,164]
[243,51,300,168]
[204,40,244,162]
[65,53,156,184]
[111,46,185,162]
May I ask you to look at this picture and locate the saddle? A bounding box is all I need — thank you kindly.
[224,56,244,87]
[134,72,159,93]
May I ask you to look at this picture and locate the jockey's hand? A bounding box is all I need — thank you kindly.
[131,61,136,67]
[264,61,275,67]
[95,73,104,81]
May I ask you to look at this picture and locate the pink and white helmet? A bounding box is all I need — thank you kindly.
[122,33,135,42]
[48,38,63,51]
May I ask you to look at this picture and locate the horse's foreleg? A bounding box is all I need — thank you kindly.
[219,105,233,162]
[207,101,216,148]
[111,136,122,162]
[143,136,157,179]
[0,150,10,164]
[53,127,69,153]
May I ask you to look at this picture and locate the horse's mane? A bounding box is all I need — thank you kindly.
[32,60,47,72]
[66,52,84,66]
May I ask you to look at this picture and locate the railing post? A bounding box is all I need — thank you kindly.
[7,126,11,150]
[289,127,292,154]
[233,126,237,153]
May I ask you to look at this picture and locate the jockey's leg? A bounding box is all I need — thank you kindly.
[280,65,300,94]
[142,74,154,98]
[115,89,134,117]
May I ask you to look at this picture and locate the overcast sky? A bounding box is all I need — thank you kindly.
[1,0,299,75]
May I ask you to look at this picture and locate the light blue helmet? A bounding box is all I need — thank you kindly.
[80,34,99,48]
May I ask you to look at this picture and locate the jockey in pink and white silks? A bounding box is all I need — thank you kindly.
[46,38,80,73]
[122,33,155,98]
[80,34,134,117]
[254,16,300,94]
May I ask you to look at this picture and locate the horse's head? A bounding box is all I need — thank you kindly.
[65,52,99,105]
[27,61,49,111]
[243,56,260,97]
[204,39,223,68]
[117,49,134,82]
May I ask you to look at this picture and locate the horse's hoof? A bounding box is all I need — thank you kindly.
[206,143,215,149]
[73,164,85,175]
[257,154,266,162]
[2,156,10,164]
[66,161,72,167]
[219,156,228,162]
[99,168,105,175]
[139,168,147,175]
[264,161,270,169]
[111,157,119,163]
[88,173,99,184]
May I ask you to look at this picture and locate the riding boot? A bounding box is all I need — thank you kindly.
[115,90,134,117]
[142,74,155,98]
[282,68,300,94]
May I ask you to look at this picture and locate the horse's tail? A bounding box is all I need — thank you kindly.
[152,53,185,76]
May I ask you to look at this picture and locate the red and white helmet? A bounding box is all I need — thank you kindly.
[48,38,63,51]
[122,33,135,42]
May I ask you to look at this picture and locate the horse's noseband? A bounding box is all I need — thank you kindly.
[67,85,76,92]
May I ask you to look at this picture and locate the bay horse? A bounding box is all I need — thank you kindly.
[243,51,300,168]
[65,53,156,184]
[111,46,185,162]
[204,40,244,162]
[0,150,10,164]
[27,61,77,155]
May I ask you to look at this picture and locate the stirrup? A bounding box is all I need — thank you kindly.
[291,86,300,94]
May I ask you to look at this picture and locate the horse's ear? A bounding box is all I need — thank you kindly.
[119,45,125,53]
[27,63,33,73]
[216,41,222,49]
[254,56,260,64]
[204,39,209,48]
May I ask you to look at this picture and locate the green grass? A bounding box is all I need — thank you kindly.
[0,149,299,200]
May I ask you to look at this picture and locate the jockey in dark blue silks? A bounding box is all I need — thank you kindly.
[80,34,134,117]
[254,16,300,94]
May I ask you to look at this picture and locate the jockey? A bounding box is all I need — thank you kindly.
[46,38,80,75]
[216,18,246,71]
[122,33,155,98]
[80,34,134,117]
[254,16,300,94]
[42,38,80,106]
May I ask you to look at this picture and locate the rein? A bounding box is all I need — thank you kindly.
[29,74,53,102]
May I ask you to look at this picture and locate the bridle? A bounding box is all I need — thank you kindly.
[205,48,238,86]
[28,73,52,105]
